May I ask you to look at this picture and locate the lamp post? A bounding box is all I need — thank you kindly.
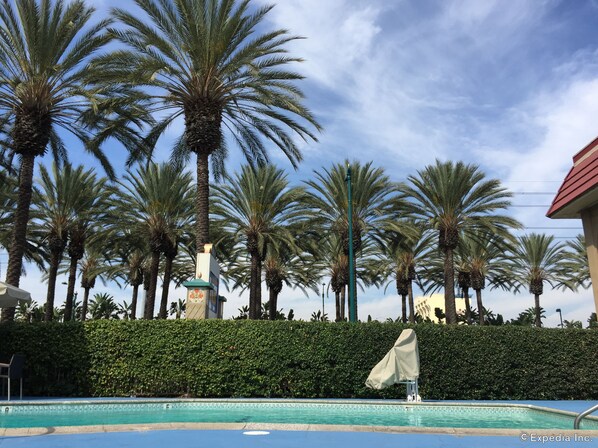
[345,165,356,322]
[321,283,326,317]
[556,308,563,328]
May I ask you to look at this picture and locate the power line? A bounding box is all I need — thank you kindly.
[512,192,555,195]
[523,227,583,230]
[511,205,551,207]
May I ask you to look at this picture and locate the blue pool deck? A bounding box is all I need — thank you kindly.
[0,399,597,448]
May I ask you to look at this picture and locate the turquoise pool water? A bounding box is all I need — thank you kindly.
[1,400,597,430]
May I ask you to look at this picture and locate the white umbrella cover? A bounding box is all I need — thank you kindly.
[0,281,32,308]
[365,329,420,390]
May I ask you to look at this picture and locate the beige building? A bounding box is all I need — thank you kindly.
[415,293,466,324]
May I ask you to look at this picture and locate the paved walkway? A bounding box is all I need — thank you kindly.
[1,429,596,448]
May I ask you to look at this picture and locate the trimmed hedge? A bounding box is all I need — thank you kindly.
[0,320,596,400]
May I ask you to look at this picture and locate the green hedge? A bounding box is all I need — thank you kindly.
[1,320,597,400]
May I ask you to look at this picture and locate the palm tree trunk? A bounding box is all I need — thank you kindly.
[249,254,262,319]
[408,282,415,324]
[268,288,277,321]
[2,153,35,322]
[256,258,262,318]
[196,152,209,255]
[463,287,471,324]
[534,294,542,328]
[401,294,407,323]
[44,251,62,322]
[64,256,78,321]
[130,284,139,320]
[443,248,457,324]
[81,287,91,322]
[335,291,341,322]
[158,256,174,319]
[144,251,160,319]
[476,288,484,326]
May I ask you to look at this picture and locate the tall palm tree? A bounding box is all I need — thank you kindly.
[63,169,109,321]
[115,163,194,319]
[305,161,399,321]
[328,248,349,321]
[465,235,513,325]
[34,163,90,321]
[212,165,307,319]
[263,247,318,321]
[455,263,472,324]
[564,234,591,289]
[0,0,146,321]
[510,233,576,328]
[402,160,520,324]
[380,225,431,324]
[98,0,321,255]
[104,230,148,320]
[76,249,111,321]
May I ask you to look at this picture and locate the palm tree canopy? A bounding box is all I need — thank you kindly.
[510,233,576,294]
[211,164,306,258]
[0,174,18,248]
[0,0,148,173]
[563,234,591,288]
[34,163,107,265]
[379,222,432,293]
[402,160,520,250]
[98,0,320,170]
[115,163,195,253]
[305,160,400,253]
[449,232,515,291]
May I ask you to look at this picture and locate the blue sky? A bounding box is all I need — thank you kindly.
[4,0,598,325]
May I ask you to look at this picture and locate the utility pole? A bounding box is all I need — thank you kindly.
[346,165,356,322]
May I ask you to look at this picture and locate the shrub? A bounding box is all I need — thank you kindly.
[0,320,596,400]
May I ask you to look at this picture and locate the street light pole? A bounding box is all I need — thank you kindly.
[346,165,356,322]
[321,283,326,317]
[556,308,563,328]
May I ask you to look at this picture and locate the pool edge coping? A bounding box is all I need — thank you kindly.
[2,422,598,438]
[2,399,598,437]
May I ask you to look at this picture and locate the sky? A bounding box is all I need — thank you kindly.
[2,0,598,327]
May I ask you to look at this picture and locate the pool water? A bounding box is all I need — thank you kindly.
[1,400,597,430]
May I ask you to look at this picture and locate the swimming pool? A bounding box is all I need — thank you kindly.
[1,399,597,431]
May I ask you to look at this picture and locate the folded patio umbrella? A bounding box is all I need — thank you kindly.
[365,329,420,390]
[0,281,32,308]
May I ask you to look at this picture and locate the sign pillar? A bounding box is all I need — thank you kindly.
[184,244,221,319]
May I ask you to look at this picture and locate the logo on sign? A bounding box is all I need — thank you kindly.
[189,288,204,303]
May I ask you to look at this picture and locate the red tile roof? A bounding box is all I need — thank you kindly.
[547,136,598,219]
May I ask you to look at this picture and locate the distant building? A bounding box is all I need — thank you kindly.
[415,293,466,324]
[547,136,598,315]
